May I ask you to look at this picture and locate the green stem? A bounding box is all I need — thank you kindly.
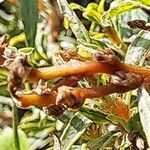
[123,91,132,110]
[90,22,96,32]
[13,103,20,150]
[24,82,31,93]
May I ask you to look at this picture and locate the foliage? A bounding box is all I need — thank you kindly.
[0,0,150,149]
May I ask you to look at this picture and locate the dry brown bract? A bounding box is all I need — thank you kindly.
[0,35,8,65]
[58,48,92,62]
[1,46,31,97]
[128,20,150,31]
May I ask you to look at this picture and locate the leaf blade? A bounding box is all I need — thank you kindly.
[125,30,150,65]
[60,112,92,150]
[57,0,91,43]
[88,131,120,150]
[138,87,150,147]
[20,0,38,47]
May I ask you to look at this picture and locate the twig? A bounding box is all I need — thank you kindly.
[12,103,20,150]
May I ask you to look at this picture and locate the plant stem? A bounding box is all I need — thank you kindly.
[13,102,20,150]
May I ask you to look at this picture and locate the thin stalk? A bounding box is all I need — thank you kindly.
[12,103,20,150]
[24,82,31,93]
[90,22,96,32]
[123,91,132,109]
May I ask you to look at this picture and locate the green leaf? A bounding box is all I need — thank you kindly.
[0,95,12,106]
[125,30,150,65]
[123,26,150,117]
[64,17,70,29]
[60,112,92,150]
[70,145,82,150]
[127,113,145,137]
[0,68,8,78]
[57,0,91,43]
[132,0,150,6]
[9,33,26,46]
[70,144,87,150]
[102,2,139,24]
[19,108,56,134]
[0,82,10,97]
[20,0,38,47]
[25,47,50,67]
[112,8,150,42]
[35,28,49,60]
[103,26,127,55]
[80,107,109,124]
[86,3,99,11]
[83,9,101,23]
[0,127,29,150]
[18,47,34,53]
[69,3,85,11]
[138,87,150,147]
[33,49,44,61]
[98,0,105,14]
[107,114,129,132]
[88,131,120,150]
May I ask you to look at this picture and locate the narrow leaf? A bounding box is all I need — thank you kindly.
[0,81,10,97]
[86,3,99,11]
[98,0,105,14]
[138,87,150,147]
[57,0,91,43]
[125,30,150,65]
[107,114,129,132]
[80,107,109,124]
[83,9,101,23]
[102,2,139,25]
[60,112,92,150]
[20,0,38,46]
[127,113,144,137]
[69,3,85,11]
[112,8,150,42]
[0,127,29,150]
[132,0,150,6]
[88,131,120,150]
